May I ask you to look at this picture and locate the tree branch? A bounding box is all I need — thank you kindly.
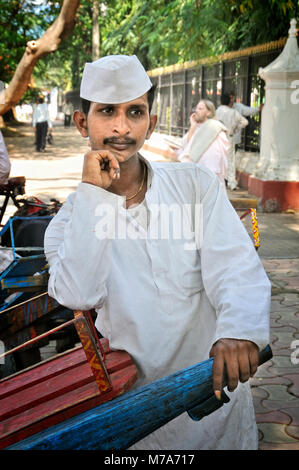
[0,0,81,115]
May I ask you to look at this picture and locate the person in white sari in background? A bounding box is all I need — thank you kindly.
[174,100,229,191]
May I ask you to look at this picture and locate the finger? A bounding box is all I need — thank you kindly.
[238,351,251,383]
[225,352,239,392]
[212,351,224,400]
[92,150,122,180]
[249,347,259,377]
[94,150,121,170]
[98,157,120,180]
[110,165,120,180]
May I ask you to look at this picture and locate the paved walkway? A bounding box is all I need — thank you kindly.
[250,258,299,449]
[2,122,299,450]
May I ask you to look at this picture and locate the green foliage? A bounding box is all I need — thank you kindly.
[98,0,299,68]
[0,0,298,95]
[222,0,298,50]
[0,0,61,83]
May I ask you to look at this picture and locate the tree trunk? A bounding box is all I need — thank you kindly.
[92,0,100,61]
[0,0,81,116]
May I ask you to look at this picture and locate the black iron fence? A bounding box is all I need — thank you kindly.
[148,40,286,152]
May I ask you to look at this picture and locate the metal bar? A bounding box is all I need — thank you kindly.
[0,317,77,360]
[9,218,16,259]
[239,209,251,220]
[0,247,44,251]
[0,291,52,316]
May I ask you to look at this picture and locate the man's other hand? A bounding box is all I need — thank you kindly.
[209,338,259,400]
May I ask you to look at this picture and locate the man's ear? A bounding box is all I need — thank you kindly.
[73,110,89,138]
[146,114,157,140]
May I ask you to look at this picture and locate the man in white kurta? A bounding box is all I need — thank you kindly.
[44,55,270,450]
[229,92,261,147]
[216,94,248,190]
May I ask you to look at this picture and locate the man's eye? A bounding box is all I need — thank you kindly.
[130,108,143,117]
[99,107,114,114]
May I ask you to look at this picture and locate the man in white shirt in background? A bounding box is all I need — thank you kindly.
[44,55,270,450]
[172,99,229,191]
[32,97,52,152]
[216,94,248,190]
[63,99,73,127]
[229,91,263,148]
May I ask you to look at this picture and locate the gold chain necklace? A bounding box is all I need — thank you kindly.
[126,162,146,201]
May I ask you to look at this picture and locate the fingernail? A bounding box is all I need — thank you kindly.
[215,390,221,400]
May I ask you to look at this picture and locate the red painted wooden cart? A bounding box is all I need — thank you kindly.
[0,308,138,449]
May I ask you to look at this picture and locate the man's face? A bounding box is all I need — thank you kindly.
[194,101,210,123]
[76,93,156,163]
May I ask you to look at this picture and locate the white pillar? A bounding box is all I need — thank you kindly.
[254,19,299,182]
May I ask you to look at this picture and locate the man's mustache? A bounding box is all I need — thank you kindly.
[104,137,136,145]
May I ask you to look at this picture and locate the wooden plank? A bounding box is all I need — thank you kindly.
[0,348,133,406]
[0,362,98,421]
[0,346,85,399]
[0,362,95,421]
[73,311,111,393]
[104,350,133,374]
[1,273,48,291]
[230,197,258,209]
[0,293,59,333]
[0,339,111,400]
[0,255,47,280]
[0,364,137,449]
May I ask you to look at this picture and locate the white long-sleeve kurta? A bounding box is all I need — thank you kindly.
[233,102,260,145]
[44,158,270,450]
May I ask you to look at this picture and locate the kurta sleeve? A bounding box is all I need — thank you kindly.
[233,110,248,133]
[44,182,122,311]
[235,103,260,117]
[199,174,270,350]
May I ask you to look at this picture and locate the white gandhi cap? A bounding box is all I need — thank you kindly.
[80,55,153,104]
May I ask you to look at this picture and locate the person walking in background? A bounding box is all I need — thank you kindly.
[172,99,229,191]
[0,129,11,184]
[63,99,73,127]
[216,94,248,190]
[32,97,52,152]
[229,92,263,148]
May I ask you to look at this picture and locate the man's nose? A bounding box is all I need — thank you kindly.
[112,112,130,135]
